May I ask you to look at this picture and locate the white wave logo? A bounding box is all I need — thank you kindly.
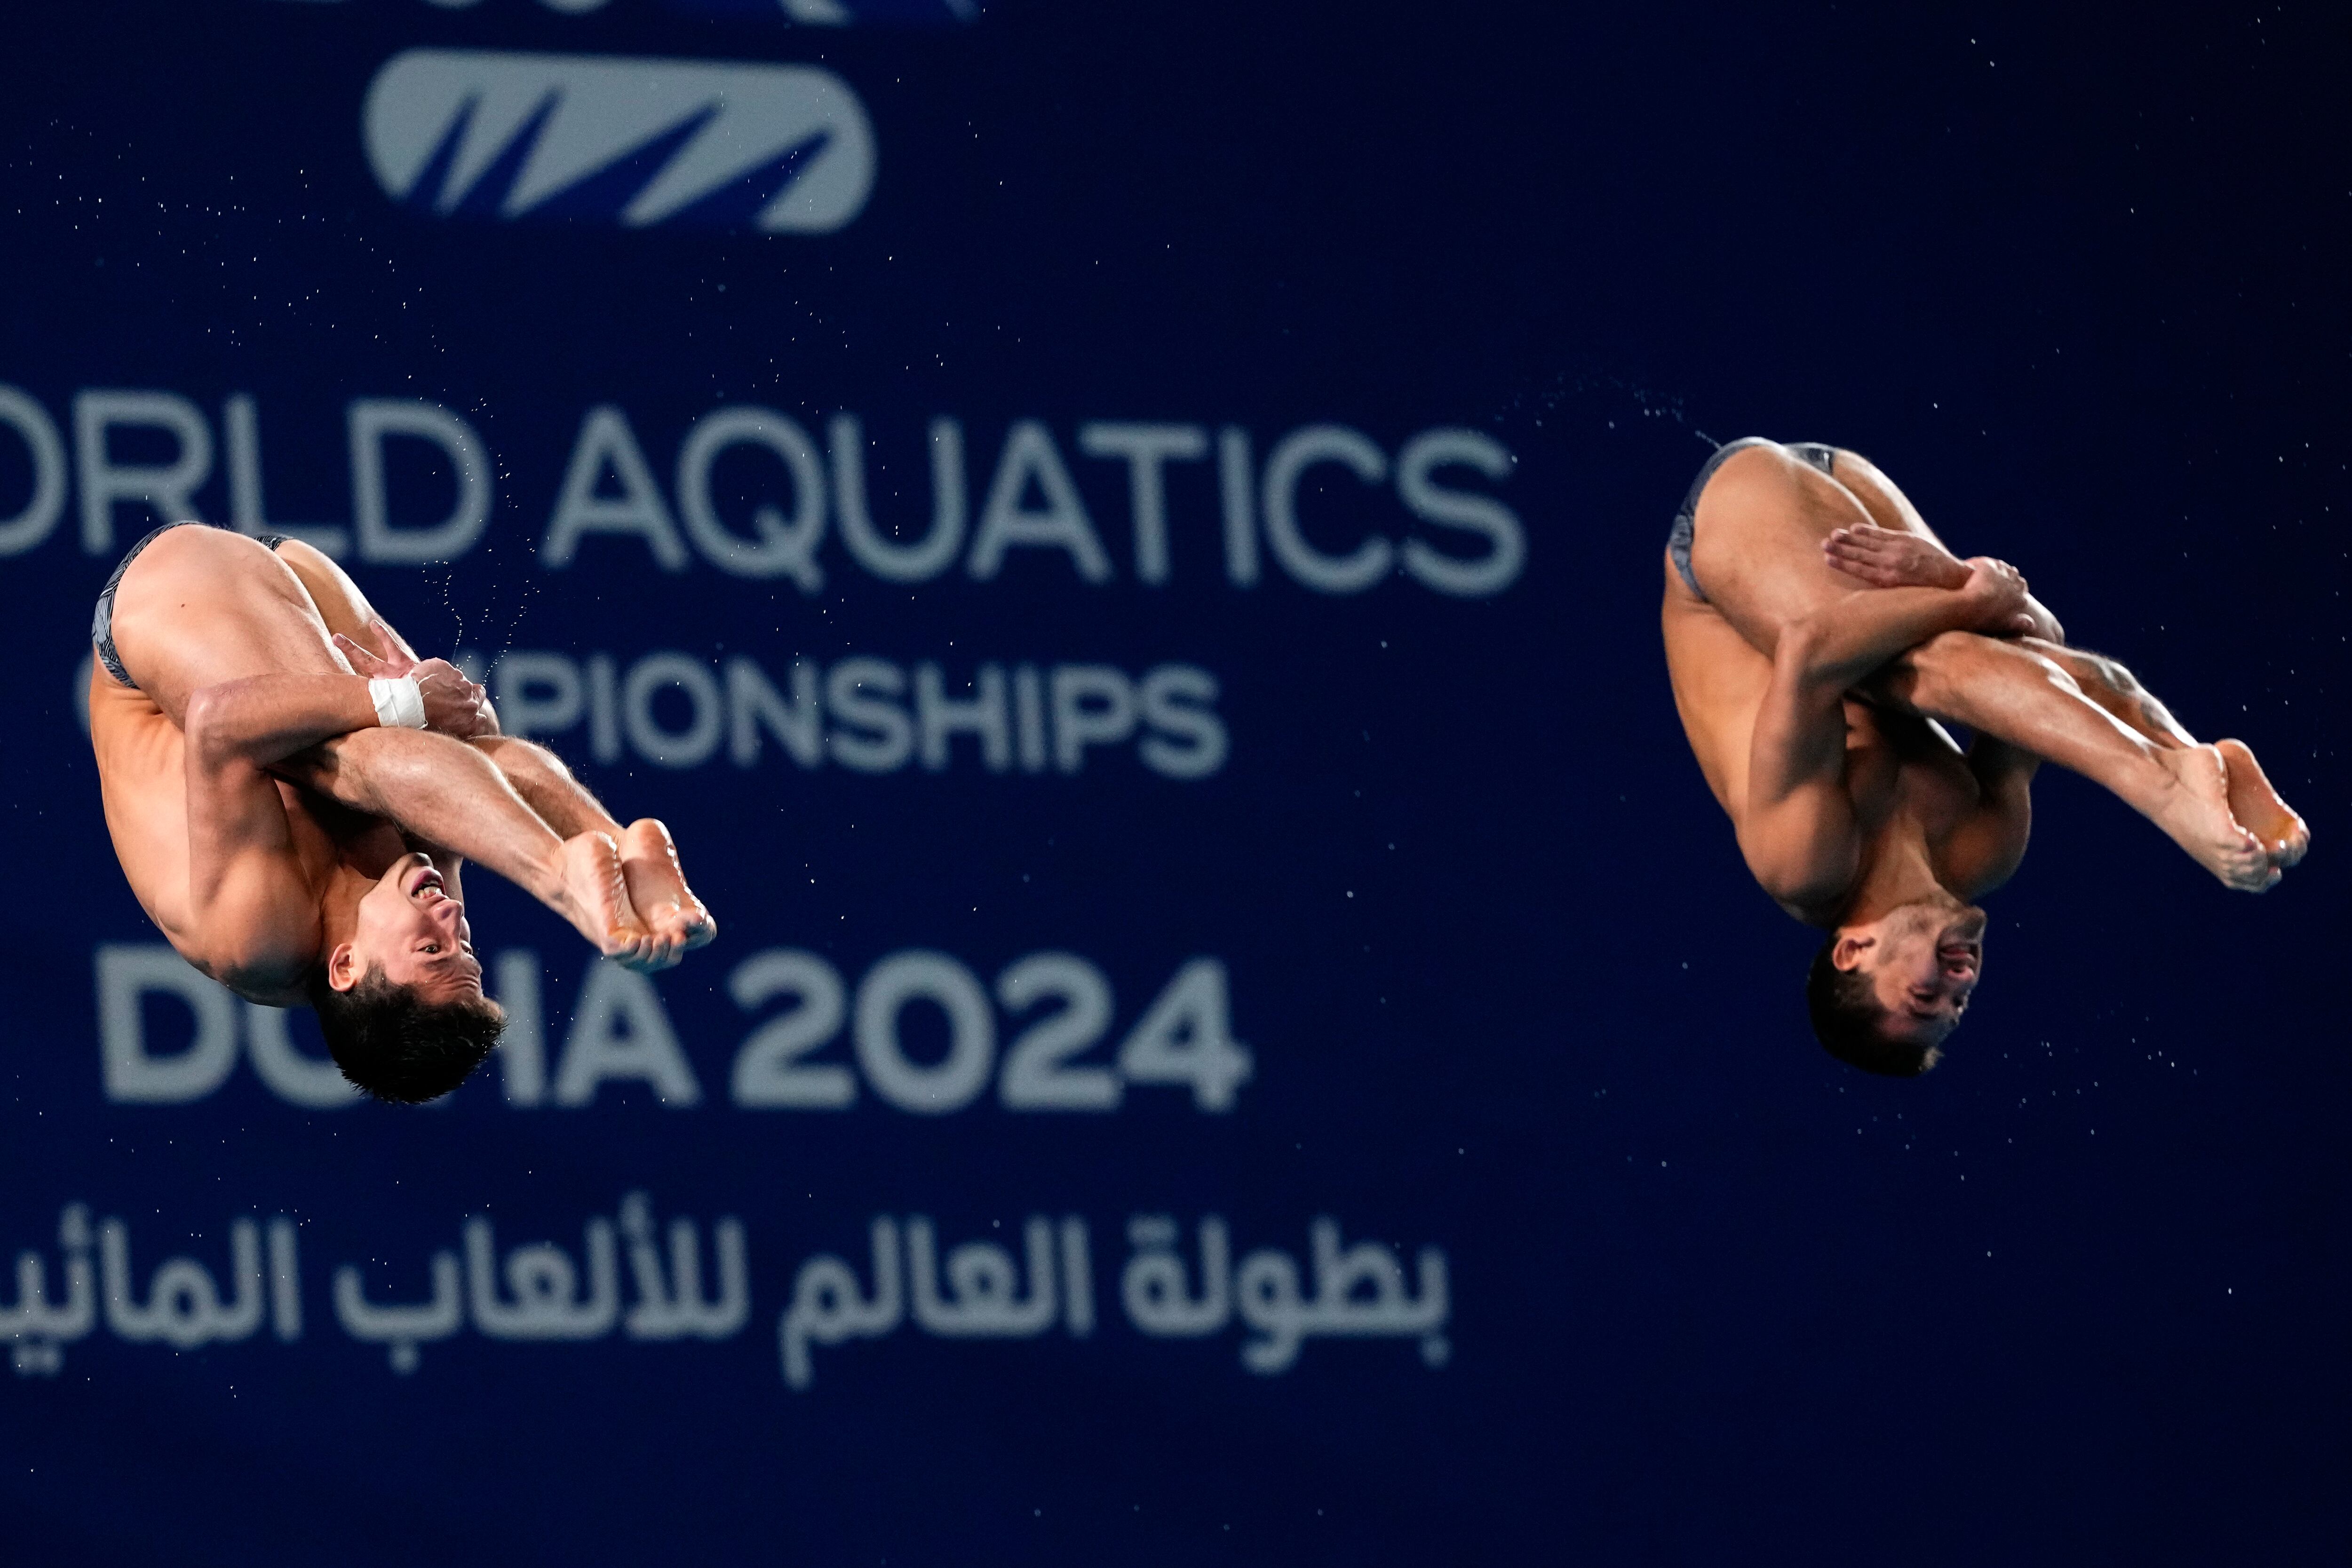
[362,49,876,233]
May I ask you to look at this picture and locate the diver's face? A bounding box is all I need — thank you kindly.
[1857,901,1985,1045]
[344,854,483,1001]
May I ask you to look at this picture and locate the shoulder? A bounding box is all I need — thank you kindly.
[191,873,323,998]
[1735,780,1863,918]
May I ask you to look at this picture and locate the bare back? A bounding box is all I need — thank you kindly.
[90,527,405,1000]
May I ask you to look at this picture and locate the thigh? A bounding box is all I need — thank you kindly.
[109,527,341,725]
[1825,448,1955,550]
[1685,443,1881,658]
[271,539,421,660]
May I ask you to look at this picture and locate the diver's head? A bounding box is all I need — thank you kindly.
[308,854,503,1103]
[1807,896,1986,1077]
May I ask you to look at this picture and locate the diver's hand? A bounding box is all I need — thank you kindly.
[1821,523,1970,590]
[408,659,494,737]
[336,634,494,738]
[1959,556,2037,635]
[331,616,416,675]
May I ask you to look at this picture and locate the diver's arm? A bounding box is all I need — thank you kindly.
[177,688,327,990]
[181,661,488,768]
[1780,559,2031,695]
[1822,523,2065,643]
[332,633,501,737]
[1736,565,2024,914]
[1737,634,1867,914]
[181,675,380,768]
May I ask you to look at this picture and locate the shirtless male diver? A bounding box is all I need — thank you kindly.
[89,522,716,1103]
[1662,438,2307,1075]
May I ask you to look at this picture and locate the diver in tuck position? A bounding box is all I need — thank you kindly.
[1661,438,2307,1075]
[88,522,716,1103]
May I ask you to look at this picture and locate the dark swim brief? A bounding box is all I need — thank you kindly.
[1667,438,1836,602]
[92,523,289,690]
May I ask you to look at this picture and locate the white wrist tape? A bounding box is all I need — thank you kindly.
[369,675,427,729]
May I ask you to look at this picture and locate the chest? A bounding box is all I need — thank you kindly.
[1841,701,1983,839]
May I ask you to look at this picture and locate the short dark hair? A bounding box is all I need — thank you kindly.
[1806,939,1942,1078]
[305,965,505,1104]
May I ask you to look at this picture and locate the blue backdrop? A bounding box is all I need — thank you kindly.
[1,2,2345,1562]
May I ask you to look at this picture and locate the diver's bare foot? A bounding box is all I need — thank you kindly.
[2216,738,2310,870]
[619,818,716,966]
[2151,744,2280,892]
[557,831,656,964]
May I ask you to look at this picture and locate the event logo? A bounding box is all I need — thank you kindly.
[361,49,877,233]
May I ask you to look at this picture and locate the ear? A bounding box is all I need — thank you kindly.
[326,941,362,993]
[1830,931,1874,972]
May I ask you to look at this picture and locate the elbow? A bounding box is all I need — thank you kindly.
[1744,836,1855,917]
[181,684,240,766]
[1773,618,1832,684]
[1774,617,1859,697]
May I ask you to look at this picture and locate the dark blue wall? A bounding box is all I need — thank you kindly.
[1,2,2344,1562]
